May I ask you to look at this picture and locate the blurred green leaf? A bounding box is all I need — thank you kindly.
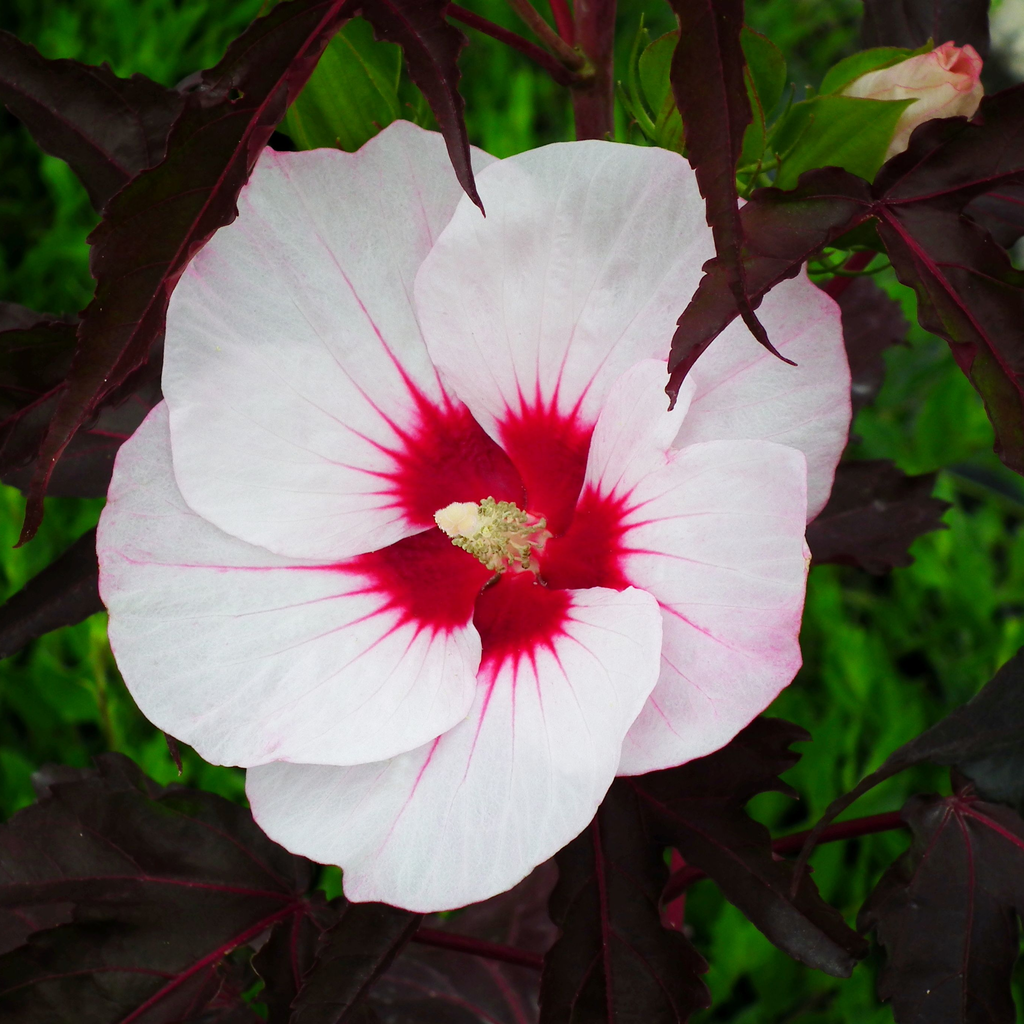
[771,94,910,189]
[283,17,402,152]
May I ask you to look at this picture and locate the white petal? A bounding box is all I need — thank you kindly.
[163,121,499,560]
[414,141,713,440]
[246,582,663,911]
[675,273,850,520]
[562,360,810,774]
[98,403,488,769]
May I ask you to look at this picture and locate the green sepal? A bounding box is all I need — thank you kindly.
[818,41,933,96]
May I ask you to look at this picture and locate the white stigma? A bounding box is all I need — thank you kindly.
[434,501,481,539]
[433,497,548,573]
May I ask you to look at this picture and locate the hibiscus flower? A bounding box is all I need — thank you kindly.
[97,121,850,912]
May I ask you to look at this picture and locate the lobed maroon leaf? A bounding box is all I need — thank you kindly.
[859,789,1024,1023]
[251,895,336,1024]
[0,31,183,211]
[964,183,1024,250]
[832,275,908,415]
[796,647,1024,882]
[667,167,872,400]
[830,87,1024,477]
[0,304,66,332]
[0,753,321,1023]
[872,87,1024,205]
[0,312,159,499]
[539,782,709,1024]
[0,904,73,959]
[0,527,102,661]
[672,87,1024,474]
[628,718,868,977]
[370,864,556,1024]
[861,0,990,57]
[665,0,784,378]
[806,460,949,574]
[18,0,354,544]
[357,0,478,208]
[288,902,421,1024]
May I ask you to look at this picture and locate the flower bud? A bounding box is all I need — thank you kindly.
[843,41,983,159]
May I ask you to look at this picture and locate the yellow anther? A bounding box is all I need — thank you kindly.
[434,497,548,573]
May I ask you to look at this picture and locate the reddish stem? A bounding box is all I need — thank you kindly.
[820,250,875,300]
[570,0,616,139]
[662,810,907,904]
[502,0,586,68]
[411,926,545,970]
[448,4,580,86]
[549,0,575,43]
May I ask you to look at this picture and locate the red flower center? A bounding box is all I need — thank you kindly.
[354,386,635,675]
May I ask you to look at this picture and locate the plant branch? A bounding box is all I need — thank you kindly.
[662,810,907,904]
[447,4,581,85]
[570,0,615,139]
[548,0,575,43]
[502,0,587,69]
[411,926,546,970]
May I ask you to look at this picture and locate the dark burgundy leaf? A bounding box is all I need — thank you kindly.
[666,0,786,378]
[0,317,159,498]
[628,718,868,976]
[667,167,872,399]
[797,647,1024,877]
[868,90,1024,473]
[0,527,102,660]
[288,902,421,1024]
[964,183,1024,249]
[859,789,1024,1023]
[18,0,354,543]
[539,781,709,1024]
[0,304,68,332]
[358,0,478,208]
[252,895,336,1024]
[0,753,320,1023]
[0,319,76,431]
[874,214,1024,473]
[806,460,949,574]
[871,646,1024,786]
[371,864,556,1024]
[834,276,908,414]
[673,88,1024,475]
[861,0,990,58]
[0,905,73,959]
[0,31,183,211]
[873,87,1024,206]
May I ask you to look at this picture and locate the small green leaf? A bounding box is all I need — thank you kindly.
[639,30,684,152]
[818,42,931,96]
[772,95,912,190]
[283,17,402,152]
[639,30,675,119]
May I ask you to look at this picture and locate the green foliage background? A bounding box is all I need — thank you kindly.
[1,0,1023,1019]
